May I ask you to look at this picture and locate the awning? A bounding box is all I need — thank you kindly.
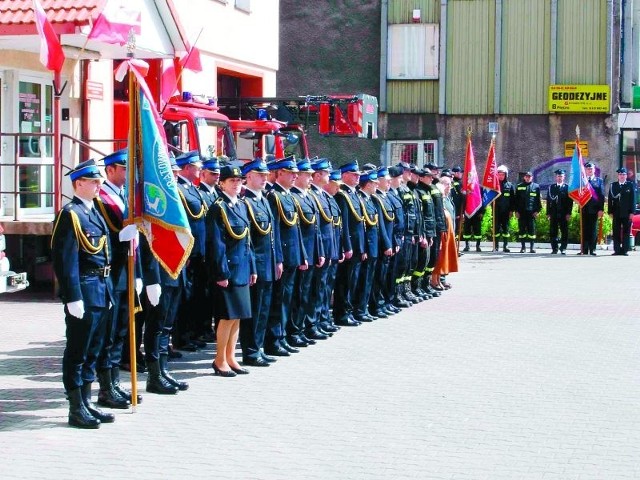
[0,0,188,60]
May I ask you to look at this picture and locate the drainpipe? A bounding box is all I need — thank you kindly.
[494,0,502,114]
[380,0,388,113]
[550,0,557,85]
[439,0,448,115]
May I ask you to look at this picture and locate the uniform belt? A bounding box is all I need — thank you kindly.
[81,265,111,278]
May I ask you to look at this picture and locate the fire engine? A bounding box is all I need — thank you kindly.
[218,94,379,162]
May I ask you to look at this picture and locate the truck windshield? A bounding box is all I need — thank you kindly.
[195,118,236,161]
[281,129,306,159]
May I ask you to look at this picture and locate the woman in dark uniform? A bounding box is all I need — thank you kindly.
[206,166,257,377]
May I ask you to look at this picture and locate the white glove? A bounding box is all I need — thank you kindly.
[119,224,139,242]
[135,278,143,296]
[67,300,85,319]
[145,283,162,307]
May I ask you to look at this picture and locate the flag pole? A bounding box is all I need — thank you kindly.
[126,31,139,411]
[490,135,497,251]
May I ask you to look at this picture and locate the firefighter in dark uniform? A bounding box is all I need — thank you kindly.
[94,149,142,408]
[370,166,396,317]
[240,159,283,366]
[320,169,345,331]
[52,159,116,429]
[547,169,573,254]
[309,158,340,335]
[387,166,409,309]
[608,167,637,255]
[290,159,326,343]
[353,169,383,322]
[514,170,542,253]
[333,161,367,326]
[195,158,220,344]
[399,163,423,304]
[494,165,515,252]
[174,150,208,351]
[265,157,308,355]
[581,162,606,255]
[415,169,439,298]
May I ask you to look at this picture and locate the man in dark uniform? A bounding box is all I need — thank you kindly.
[608,167,637,255]
[386,166,410,309]
[514,170,542,253]
[240,159,283,366]
[265,157,308,355]
[195,157,220,344]
[547,169,573,254]
[414,169,440,298]
[450,166,464,243]
[423,168,446,295]
[494,165,515,252]
[333,160,366,326]
[309,158,341,334]
[52,159,116,428]
[320,169,345,332]
[353,169,385,322]
[290,159,326,343]
[581,162,606,255]
[399,163,423,304]
[371,166,397,317]
[174,150,208,351]
[94,149,141,409]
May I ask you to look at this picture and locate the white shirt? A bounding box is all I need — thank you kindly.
[245,188,263,201]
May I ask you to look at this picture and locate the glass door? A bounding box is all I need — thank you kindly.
[17,77,54,214]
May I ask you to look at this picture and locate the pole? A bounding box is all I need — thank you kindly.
[492,205,496,251]
[126,51,139,410]
[53,69,62,212]
[579,206,584,254]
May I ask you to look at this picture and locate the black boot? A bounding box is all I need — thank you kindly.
[393,283,411,308]
[160,354,189,391]
[97,369,130,409]
[68,387,100,429]
[146,360,178,395]
[112,366,142,404]
[82,383,115,423]
[408,278,424,302]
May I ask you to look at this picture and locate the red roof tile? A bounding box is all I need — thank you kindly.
[0,0,104,27]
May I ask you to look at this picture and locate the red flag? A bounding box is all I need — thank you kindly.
[481,139,501,207]
[32,0,65,73]
[160,62,179,106]
[179,47,203,73]
[463,136,482,218]
[88,0,142,46]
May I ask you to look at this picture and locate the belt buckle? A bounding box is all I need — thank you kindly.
[103,265,111,277]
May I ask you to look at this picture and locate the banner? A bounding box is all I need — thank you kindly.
[463,136,482,218]
[481,140,501,207]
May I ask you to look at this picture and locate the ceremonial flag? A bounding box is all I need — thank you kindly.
[481,139,501,207]
[32,0,65,73]
[179,46,203,73]
[123,61,193,278]
[463,136,482,218]
[567,140,593,208]
[88,0,142,46]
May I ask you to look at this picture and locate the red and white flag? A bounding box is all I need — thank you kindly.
[32,0,65,73]
[463,135,482,218]
[88,0,142,46]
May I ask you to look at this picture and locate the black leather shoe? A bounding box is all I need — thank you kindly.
[335,315,359,327]
[371,310,388,318]
[260,352,277,363]
[306,329,329,341]
[300,334,316,345]
[192,339,207,349]
[230,366,250,375]
[167,346,182,359]
[281,340,300,353]
[211,362,237,377]
[288,336,309,347]
[354,315,373,323]
[264,346,290,357]
[174,342,197,352]
[320,324,339,333]
[243,357,270,367]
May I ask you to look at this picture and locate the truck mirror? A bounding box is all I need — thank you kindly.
[264,134,276,156]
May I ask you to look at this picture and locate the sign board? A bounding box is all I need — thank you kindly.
[86,80,104,101]
[564,141,589,157]
[548,85,610,113]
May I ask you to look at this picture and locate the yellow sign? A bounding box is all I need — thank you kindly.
[564,141,589,157]
[548,85,610,113]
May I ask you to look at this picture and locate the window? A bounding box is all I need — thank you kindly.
[386,140,439,167]
[17,79,54,213]
[235,0,251,13]
[387,24,439,80]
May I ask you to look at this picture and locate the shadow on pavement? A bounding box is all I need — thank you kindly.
[0,387,67,432]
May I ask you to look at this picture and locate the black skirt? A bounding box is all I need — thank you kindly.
[214,283,251,320]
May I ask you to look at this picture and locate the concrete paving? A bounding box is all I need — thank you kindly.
[1,246,639,479]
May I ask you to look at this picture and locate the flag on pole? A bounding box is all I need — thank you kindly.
[179,46,203,73]
[88,0,142,46]
[481,139,501,207]
[463,135,482,218]
[32,0,65,73]
[567,140,594,208]
[123,61,193,278]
